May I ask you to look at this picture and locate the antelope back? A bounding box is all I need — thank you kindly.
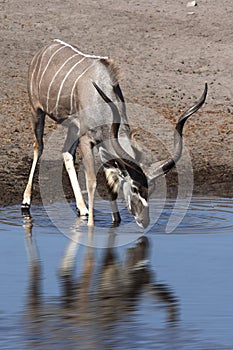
[28,40,119,121]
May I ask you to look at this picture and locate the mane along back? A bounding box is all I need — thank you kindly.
[100,58,122,87]
[53,40,122,88]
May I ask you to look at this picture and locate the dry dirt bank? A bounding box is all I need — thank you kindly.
[1,0,232,206]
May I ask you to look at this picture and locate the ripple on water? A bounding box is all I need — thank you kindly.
[152,197,233,234]
[0,197,233,235]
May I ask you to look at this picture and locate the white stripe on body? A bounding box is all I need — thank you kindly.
[29,44,59,100]
[56,60,98,115]
[29,53,42,101]
[54,39,108,60]
[69,60,99,114]
[73,92,77,115]
[46,54,84,111]
[38,45,66,91]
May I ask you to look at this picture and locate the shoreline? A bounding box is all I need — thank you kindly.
[1,0,232,205]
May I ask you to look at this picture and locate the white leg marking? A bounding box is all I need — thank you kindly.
[38,45,66,91]
[80,140,96,226]
[86,179,96,226]
[59,234,80,276]
[46,53,82,111]
[22,142,39,205]
[63,152,89,215]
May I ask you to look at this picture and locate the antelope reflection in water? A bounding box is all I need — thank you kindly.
[23,215,179,344]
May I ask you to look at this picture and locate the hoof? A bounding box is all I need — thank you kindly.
[111,212,121,227]
[21,203,31,216]
[80,212,89,217]
[110,221,121,228]
[76,207,89,217]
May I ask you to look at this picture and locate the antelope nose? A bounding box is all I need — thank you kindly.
[136,216,150,229]
[137,206,150,229]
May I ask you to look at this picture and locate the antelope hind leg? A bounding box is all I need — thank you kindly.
[22,108,45,214]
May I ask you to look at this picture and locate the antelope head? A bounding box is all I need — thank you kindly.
[93,82,208,229]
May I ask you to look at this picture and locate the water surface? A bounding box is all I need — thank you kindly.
[0,197,233,349]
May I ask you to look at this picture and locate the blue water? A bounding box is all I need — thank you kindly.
[0,197,233,349]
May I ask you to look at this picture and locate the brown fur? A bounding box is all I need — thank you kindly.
[100,58,122,86]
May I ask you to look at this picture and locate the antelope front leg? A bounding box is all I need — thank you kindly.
[86,177,96,226]
[63,151,89,216]
[80,136,96,226]
[63,123,89,216]
[110,200,121,226]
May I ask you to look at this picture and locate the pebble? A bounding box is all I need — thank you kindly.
[187,1,197,7]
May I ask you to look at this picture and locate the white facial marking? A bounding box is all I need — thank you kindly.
[138,193,148,207]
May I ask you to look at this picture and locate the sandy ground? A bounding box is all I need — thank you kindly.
[1,0,233,206]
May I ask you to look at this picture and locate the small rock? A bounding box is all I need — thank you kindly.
[187,1,197,7]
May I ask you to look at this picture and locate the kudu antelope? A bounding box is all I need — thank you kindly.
[21,39,208,227]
